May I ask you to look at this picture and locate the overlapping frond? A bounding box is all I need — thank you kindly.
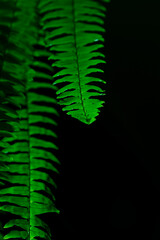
[0,79,60,240]
[39,0,108,124]
[0,0,60,240]
[0,0,110,239]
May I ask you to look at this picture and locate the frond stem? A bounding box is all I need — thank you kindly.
[25,82,31,239]
[71,0,89,123]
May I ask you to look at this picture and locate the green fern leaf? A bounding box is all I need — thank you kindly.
[39,0,108,124]
[0,65,60,240]
[0,0,60,240]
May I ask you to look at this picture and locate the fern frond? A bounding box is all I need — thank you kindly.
[0,81,60,240]
[39,0,108,124]
[0,0,60,240]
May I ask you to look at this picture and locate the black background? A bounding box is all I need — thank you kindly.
[47,1,160,240]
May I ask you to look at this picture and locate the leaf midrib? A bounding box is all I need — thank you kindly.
[25,82,31,240]
[71,0,89,123]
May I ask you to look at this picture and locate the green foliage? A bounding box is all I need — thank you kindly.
[0,0,109,239]
[39,0,108,124]
[0,0,60,239]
